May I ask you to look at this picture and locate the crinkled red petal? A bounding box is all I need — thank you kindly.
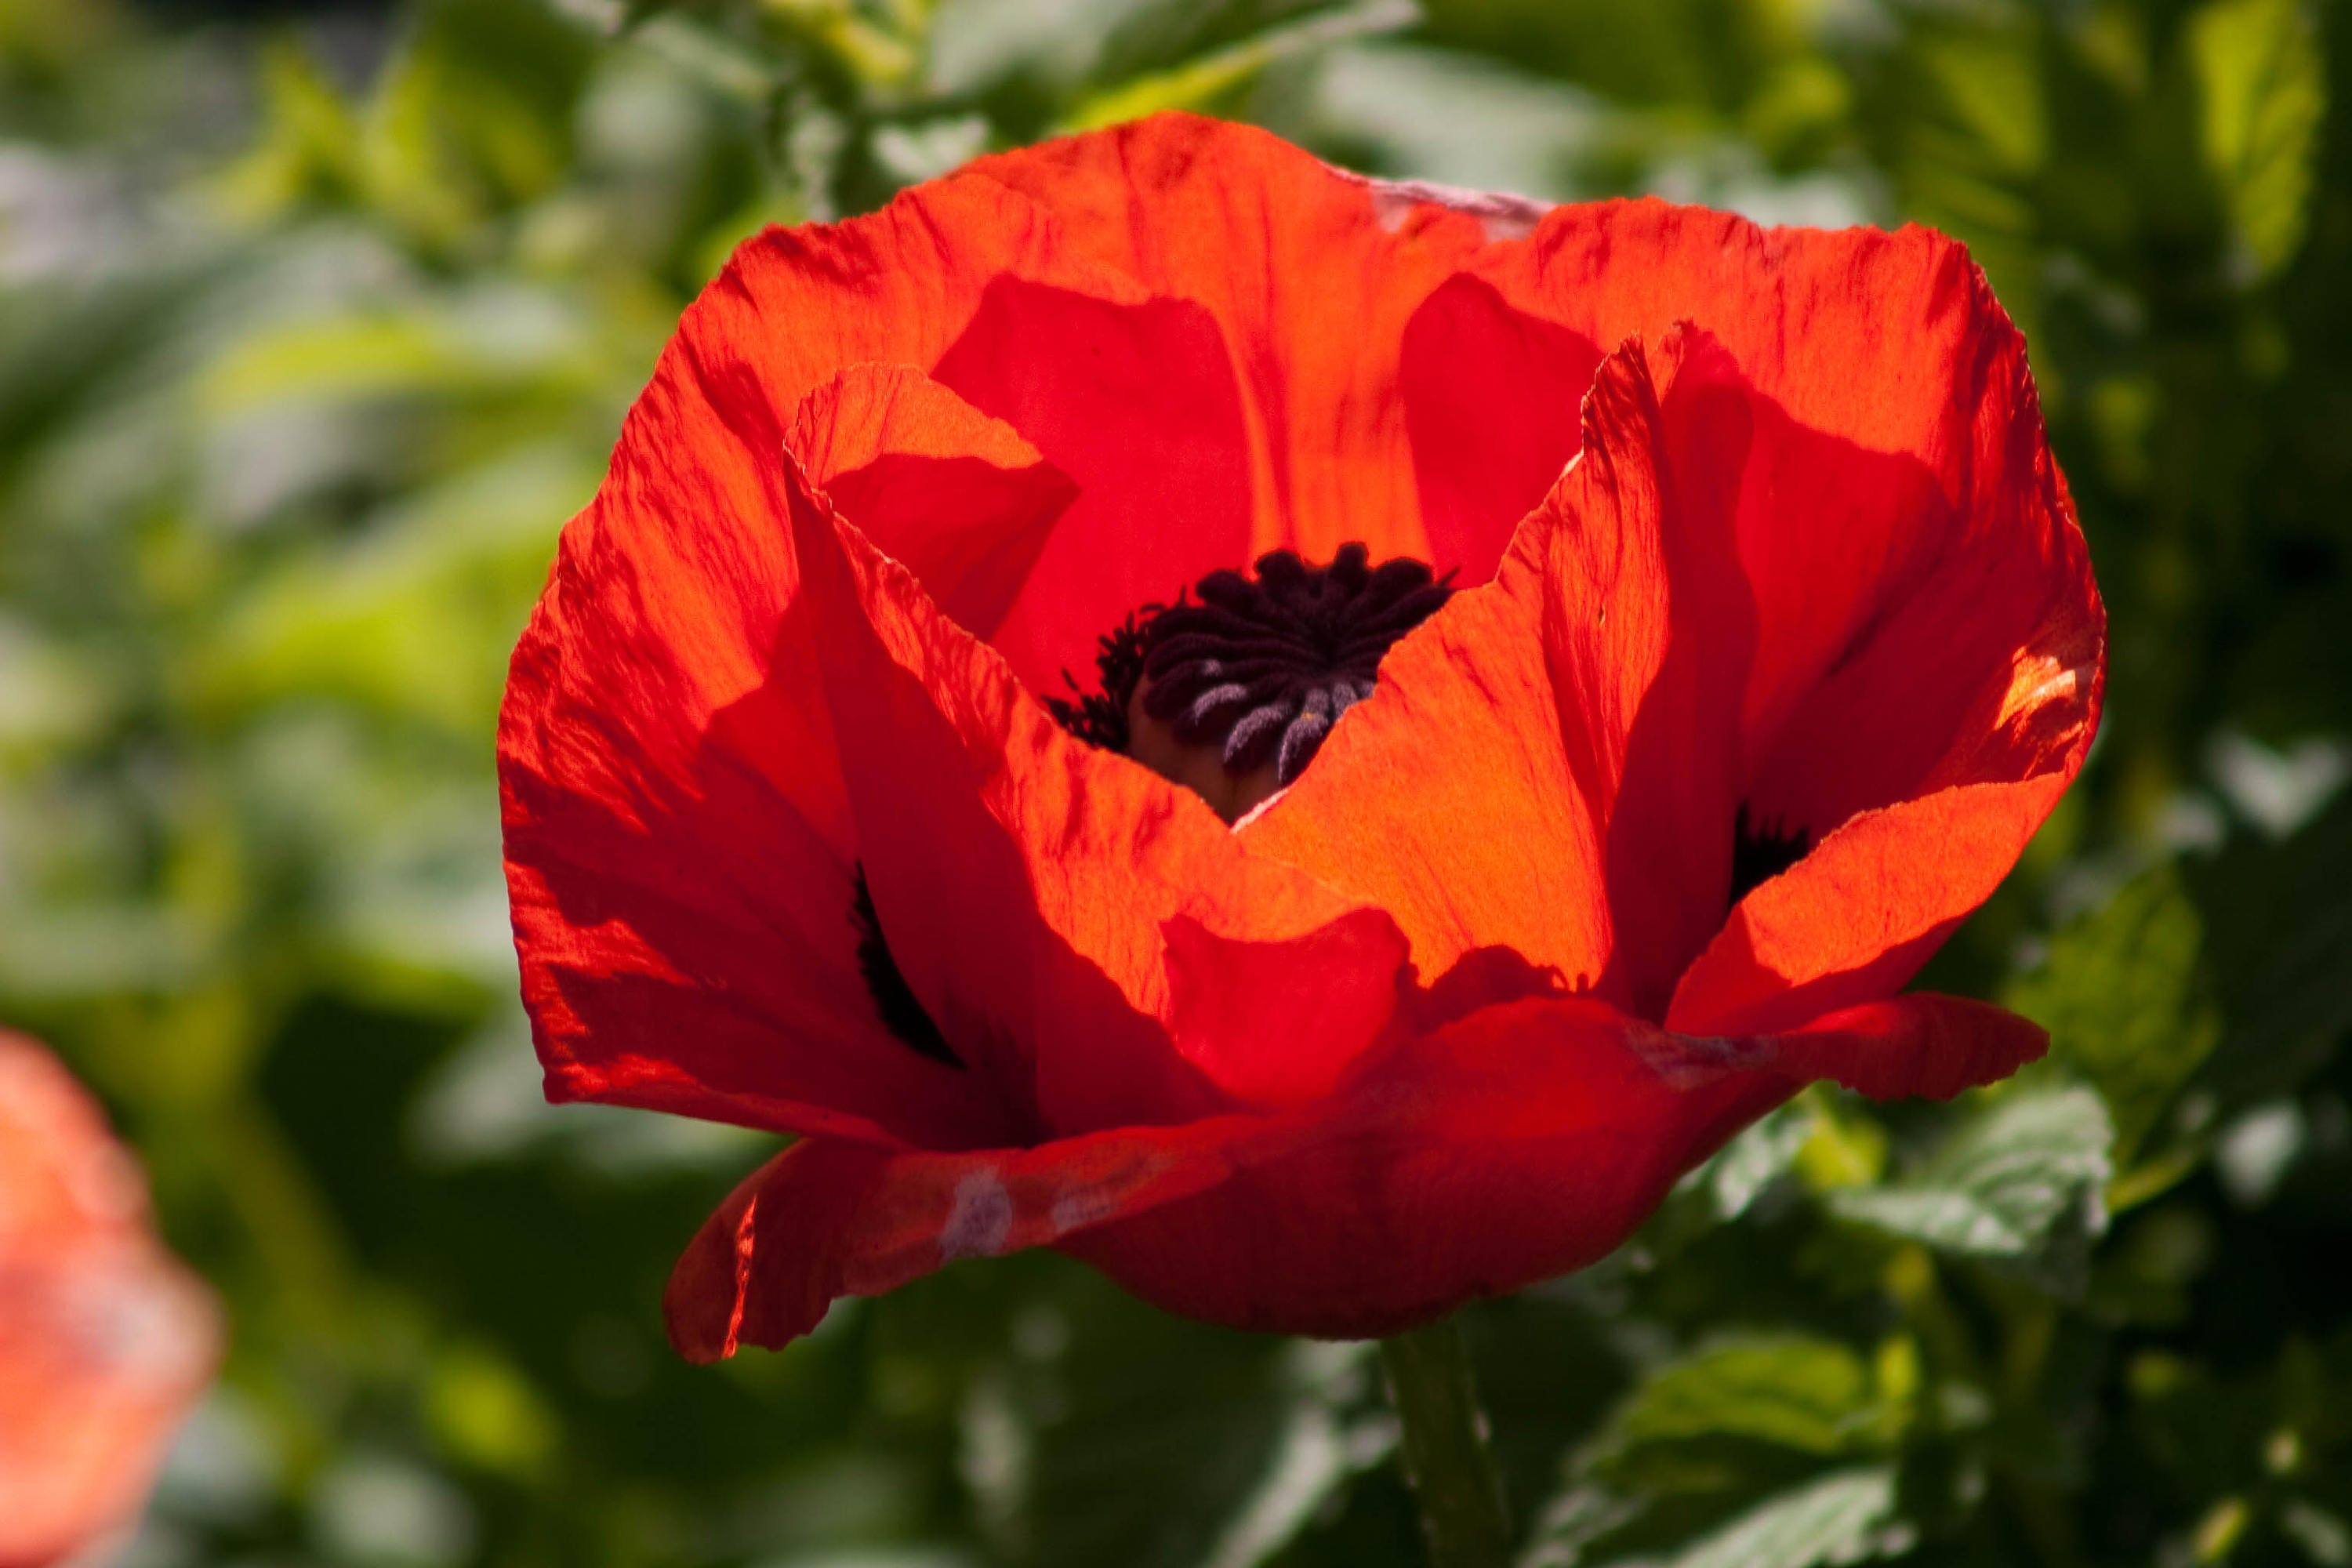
[499,335,1031,1149]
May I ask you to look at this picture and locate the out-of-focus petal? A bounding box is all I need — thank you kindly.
[0,1033,219,1567]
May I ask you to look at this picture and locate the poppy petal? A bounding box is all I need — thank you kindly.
[684,162,1260,691]
[1240,328,1746,1022]
[966,114,1555,576]
[1063,996,1768,1339]
[1470,200,2103,843]
[662,1118,1262,1362]
[499,338,1025,1149]
[1161,906,1410,1109]
[662,987,2046,1355]
[1411,260,2096,1029]
[1234,538,1612,1021]
[664,996,1746,1356]
[928,277,1257,695]
[1766,993,2051,1101]
[1667,775,2076,1036]
[788,362,1078,642]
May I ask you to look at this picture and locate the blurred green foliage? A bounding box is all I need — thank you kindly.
[4,0,2350,1563]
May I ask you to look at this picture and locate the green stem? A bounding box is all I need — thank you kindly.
[1378,1318,1513,1568]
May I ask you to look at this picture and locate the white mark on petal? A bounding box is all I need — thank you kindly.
[1344,172,1552,241]
[939,1169,1014,1261]
[1628,1024,1773,1088]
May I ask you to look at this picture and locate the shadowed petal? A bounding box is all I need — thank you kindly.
[1769,993,2050,1101]
[789,362,1077,642]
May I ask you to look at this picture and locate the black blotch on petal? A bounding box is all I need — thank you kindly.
[852,866,961,1068]
[1729,804,1811,911]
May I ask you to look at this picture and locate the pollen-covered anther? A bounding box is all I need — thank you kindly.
[1057,543,1453,823]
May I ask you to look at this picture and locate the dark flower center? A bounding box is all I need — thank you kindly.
[1049,543,1454,820]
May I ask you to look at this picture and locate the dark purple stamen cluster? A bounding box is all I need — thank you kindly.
[1137,543,1454,785]
[1048,544,1454,788]
[1045,612,1151,754]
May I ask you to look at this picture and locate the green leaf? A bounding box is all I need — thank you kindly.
[1919,29,2047,176]
[961,1306,1388,1568]
[2188,789,2352,1113]
[1614,1466,1914,1568]
[2190,0,2325,275]
[1829,1087,2113,1264]
[1701,1102,1819,1222]
[2006,865,2222,1171]
[1057,0,1418,133]
[1607,1335,1892,1463]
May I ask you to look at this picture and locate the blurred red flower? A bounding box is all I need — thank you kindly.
[0,1032,220,1566]
[499,114,2103,1358]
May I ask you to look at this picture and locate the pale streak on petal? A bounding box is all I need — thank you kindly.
[1342,171,1552,241]
[938,1169,1014,1261]
[1622,1021,1773,1090]
[1998,652,2089,728]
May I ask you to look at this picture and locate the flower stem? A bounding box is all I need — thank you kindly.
[1377,1317,1512,1568]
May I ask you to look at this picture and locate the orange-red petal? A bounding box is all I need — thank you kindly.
[1234,533,1613,1020]
[1466,201,2104,833]
[962,114,1562,577]
[499,336,1025,1149]
[789,362,1076,642]
[1668,776,2078,1036]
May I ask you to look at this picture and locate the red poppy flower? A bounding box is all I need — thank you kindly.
[0,1031,220,1566]
[499,113,2103,1359]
